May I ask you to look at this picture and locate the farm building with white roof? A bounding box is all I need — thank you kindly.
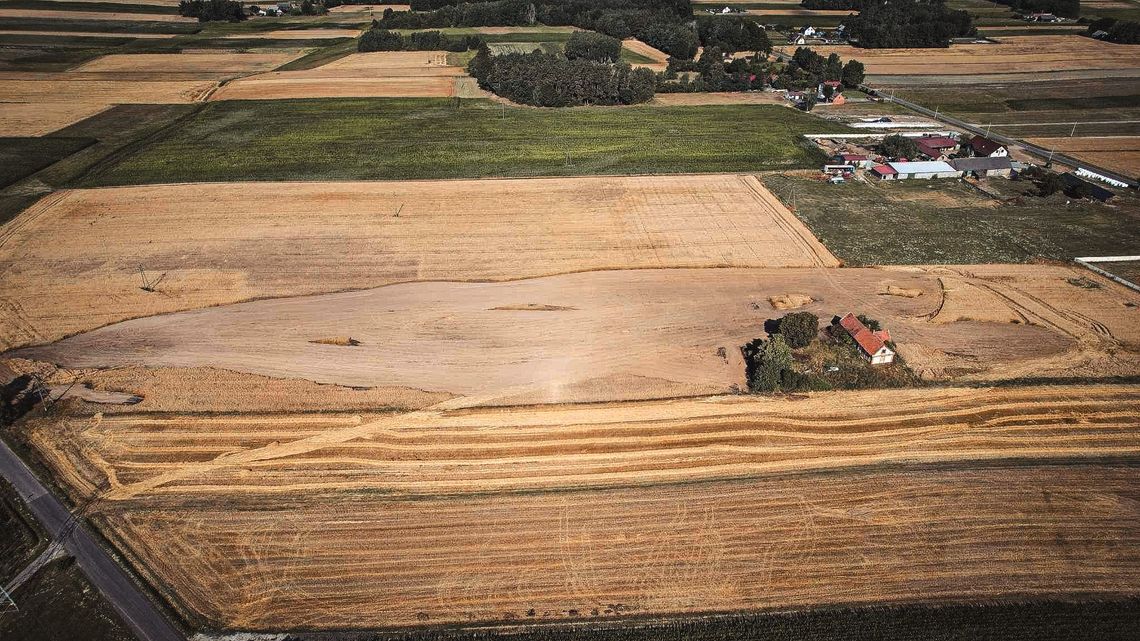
[885,161,959,180]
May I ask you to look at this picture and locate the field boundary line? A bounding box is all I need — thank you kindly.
[1074,257,1140,293]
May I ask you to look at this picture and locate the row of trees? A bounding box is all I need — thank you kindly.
[658,48,770,93]
[467,46,655,106]
[774,46,864,90]
[178,0,246,21]
[1088,17,1140,43]
[994,0,1080,18]
[694,15,772,55]
[358,28,485,52]
[846,0,974,48]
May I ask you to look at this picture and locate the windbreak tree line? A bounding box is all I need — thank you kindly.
[378,0,700,59]
[772,46,864,89]
[178,0,247,21]
[1088,17,1140,43]
[846,0,974,47]
[995,0,1079,17]
[467,45,656,106]
[358,28,486,52]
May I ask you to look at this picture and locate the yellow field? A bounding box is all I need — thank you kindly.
[73,52,298,74]
[0,175,837,351]
[1028,136,1140,179]
[775,36,1140,76]
[210,51,466,99]
[0,102,109,135]
[15,384,1140,629]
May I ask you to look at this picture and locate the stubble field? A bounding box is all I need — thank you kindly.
[1026,136,1140,179]
[12,385,1140,629]
[0,175,837,351]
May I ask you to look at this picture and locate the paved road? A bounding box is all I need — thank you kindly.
[0,438,183,641]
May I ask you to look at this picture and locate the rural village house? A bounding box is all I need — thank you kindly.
[949,156,1013,178]
[967,135,1008,157]
[839,313,895,365]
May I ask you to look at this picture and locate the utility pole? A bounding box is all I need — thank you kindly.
[0,585,17,613]
[1070,123,1077,137]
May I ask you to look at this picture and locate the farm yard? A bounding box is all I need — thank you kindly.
[2,0,1140,639]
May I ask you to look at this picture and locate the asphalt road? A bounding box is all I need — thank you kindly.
[0,438,183,641]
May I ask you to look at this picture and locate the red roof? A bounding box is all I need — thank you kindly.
[919,136,958,149]
[823,80,842,87]
[839,313,889,357]
[915,141,942,158]
[840,154,868,161]
[872,164,896,175]
[969,135,1004,156]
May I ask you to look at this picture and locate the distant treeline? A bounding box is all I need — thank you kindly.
[800,0,864,10]
[467,45,656,106]
[178,0,246,21]
[377,0,699,59]
[994,0,1079,17]
[1089,16,1140,42]
[358,28,485,51]
[847,0,974,47]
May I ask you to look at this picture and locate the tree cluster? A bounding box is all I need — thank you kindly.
[358,28,485,52]
[178,0,246,21]
[380,0,700,59]
[994,0,1079,18]
[467,45,655,106]
[770,46,864,91]
[1088,17,1140,43]
[694,15,772,55]
[800,0,866,9]
[564,30,621,62]
[878,134,918,159]
[846,0,974,48]
[658,47,770,93]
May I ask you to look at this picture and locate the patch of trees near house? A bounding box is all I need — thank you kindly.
[846,0,975,48]
[358,28,485,52]
[467,45,656,106]
[742,311,919,393]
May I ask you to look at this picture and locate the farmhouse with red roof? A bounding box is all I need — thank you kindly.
[839,313,895,365]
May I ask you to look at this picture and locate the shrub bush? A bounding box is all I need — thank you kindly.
[776,311,819,349]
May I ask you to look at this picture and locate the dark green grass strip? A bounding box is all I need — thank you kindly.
[0,137,96,189]
[0,17,201,34]
[0,0,178,14]
[85,98,845,185]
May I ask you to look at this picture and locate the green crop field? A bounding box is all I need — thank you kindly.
[1,137,95,189]
[0,0,178,13]
[84,98,846,185]
[764,173,1140,265]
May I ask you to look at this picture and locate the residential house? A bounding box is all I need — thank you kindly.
[838,313,895,365]
[834,153,873,168]
[886,161,959,179]
[967,135,1007,157]
[949,156,1013,178]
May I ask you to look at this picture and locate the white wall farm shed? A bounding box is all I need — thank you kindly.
[887,161,959,180]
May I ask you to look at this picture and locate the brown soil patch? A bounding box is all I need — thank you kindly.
[0,175,836,351]
[622,38,668,71]
[0,76,216,103]
[768,293,814,309]
[0,102,109,135]
[17,385,1140,628]
[775,36,1140,76]
[1028,136,1140,179]
[3,358,450,414]
[210,51,465,100]
[884,284,923,298]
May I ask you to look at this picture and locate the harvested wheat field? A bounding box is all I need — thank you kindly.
[1028,136,1140,179]
[652,92,786,106]
[17,262,1140,403]
[622,38,669,70]
[210,51,466,100]
[0,77,216,103]
[74,52,301,75]
[0,175,836,350]
[0,8,194,21]
[328,3,410,11]
[0,101,109,135]
[13,384,1140,629]
[775,36,1140,76]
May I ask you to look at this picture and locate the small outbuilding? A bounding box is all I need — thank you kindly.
[949,156,1013,178]
[1061,173,1116,202]
[839,313,895,365]
[871,164,897,180]
[887,160,959,179]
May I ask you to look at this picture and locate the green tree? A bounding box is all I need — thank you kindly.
[879,134,919,159]
[777,312,819,349]
[841,59,865,87]
[749,335,793,392]
[565,31,622,62]
[1037,171,1064,196]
